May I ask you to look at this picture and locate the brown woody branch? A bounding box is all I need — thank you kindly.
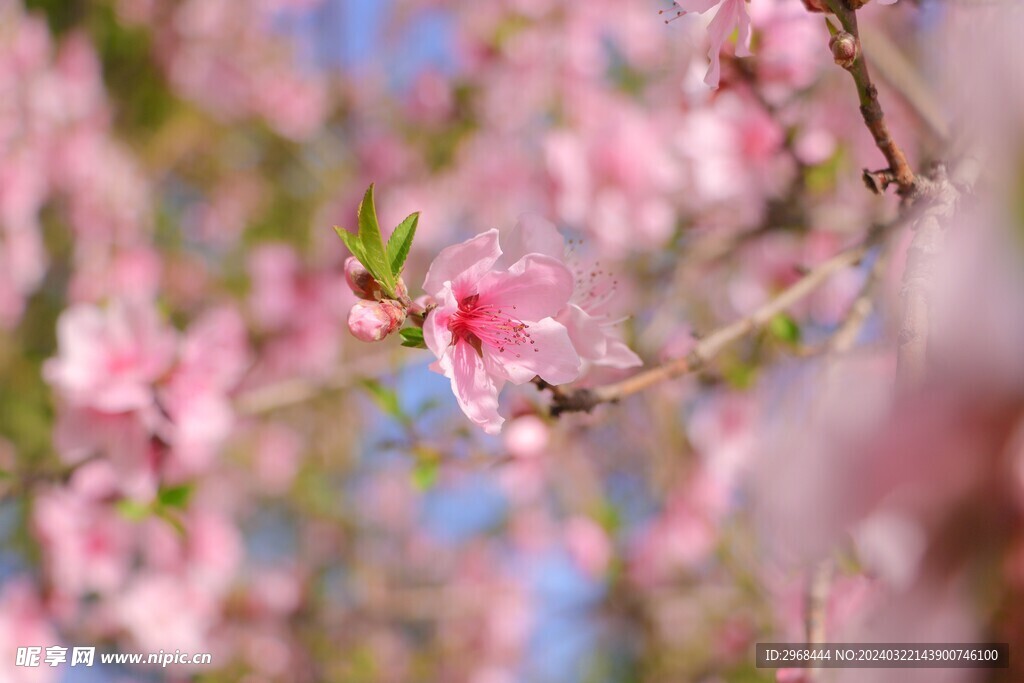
[823,0,917,197]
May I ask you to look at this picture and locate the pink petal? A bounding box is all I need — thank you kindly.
[674,0,722,13]
[499,214,565,266]
[702,0,751,88]
[440,340,506,434]
[600,337,644,369]
[733,0,753,58]
[422,229,501,296]
[485,317,581,385]
[423,287,455,358]
[558,304,608,362]
[476,254,574,322]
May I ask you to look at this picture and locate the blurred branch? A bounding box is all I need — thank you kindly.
[548,235,880,415]
[895,157,979,387]
[805,559,834,681]
[792,245,888,358]
[235,352,398,415]
[823,0,917,196]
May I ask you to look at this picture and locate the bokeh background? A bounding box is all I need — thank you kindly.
[1,0,1023,681]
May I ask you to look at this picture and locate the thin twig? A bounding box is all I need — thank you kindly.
[823,0,917,196]
[235,352,397,415]
[549,238,875,415]
[805,559,834,681]
[791,245,888,358]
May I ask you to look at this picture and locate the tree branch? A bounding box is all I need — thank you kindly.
[549,237,876,415]
[823,0,917,196]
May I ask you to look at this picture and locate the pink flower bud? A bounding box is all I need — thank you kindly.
[829,32,859,69]
[347,300,406,342]
[344,257,379,300]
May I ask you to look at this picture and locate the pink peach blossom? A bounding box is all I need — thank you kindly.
[44,301,176,413]
[0,579,60,683]
[422,229,580,433]
[501,215,642,371]
[669,0,752,88]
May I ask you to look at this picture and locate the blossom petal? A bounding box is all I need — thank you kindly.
[438,340,506,434]
[674,0,722,13]
[732,0,753,58]
[477,254,574,321]
[423,286,455,358]
[702,0,751,88]
[422,229,501,296]
[600,336,643,369]
[499,214,565,266]
[485,317,581,385]
[558,303,607,362]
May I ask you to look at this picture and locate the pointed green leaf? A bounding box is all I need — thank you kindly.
[334,225,365,262]
[399,327,426,349]
[356,184,395,293]
[386,212,419,279]
[360,378,403,419]
[768,313,801,345]
[411,458,439,491]
[116,499,151,521]
[158,483,193,509]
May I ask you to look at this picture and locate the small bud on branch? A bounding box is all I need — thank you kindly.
[829,31,859,69]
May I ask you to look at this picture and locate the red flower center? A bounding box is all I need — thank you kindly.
[448,294,536,357]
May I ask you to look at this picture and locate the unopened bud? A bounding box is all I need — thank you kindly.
[393,278,409,301]
[829,32,858,69]
[347,299,406,342]
[344,257,379,300]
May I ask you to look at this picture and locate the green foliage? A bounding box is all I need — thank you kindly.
[805,146,848,195]
[115,484,193,535]
[399,327,426,349]
[157,483,194,509]
[360,379,404,421]
[722,357,758,389]
[23,0,86,35]
[386,212,419,279]
[115,499,150,522]
[411,458,439,491]
[335,184,419,300]
[768,313,801,346]
[335,185,395,295]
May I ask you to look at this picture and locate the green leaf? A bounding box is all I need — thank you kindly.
[361,379,403,419]
[399,327,426,349]
[825,16,840,38]
[411,459,439,491]
[157,483,193,509]
[722,358,757,390]
[334,225,365,263]
[116,499,151,521]
[385,212,419,279]
[768,313,802,345]
[355,184,395,293]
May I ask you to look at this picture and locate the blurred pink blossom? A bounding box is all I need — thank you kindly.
[44,301,177,413]
[503,415,550,459]
[0,579,60,683]
[564,516,612,578]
